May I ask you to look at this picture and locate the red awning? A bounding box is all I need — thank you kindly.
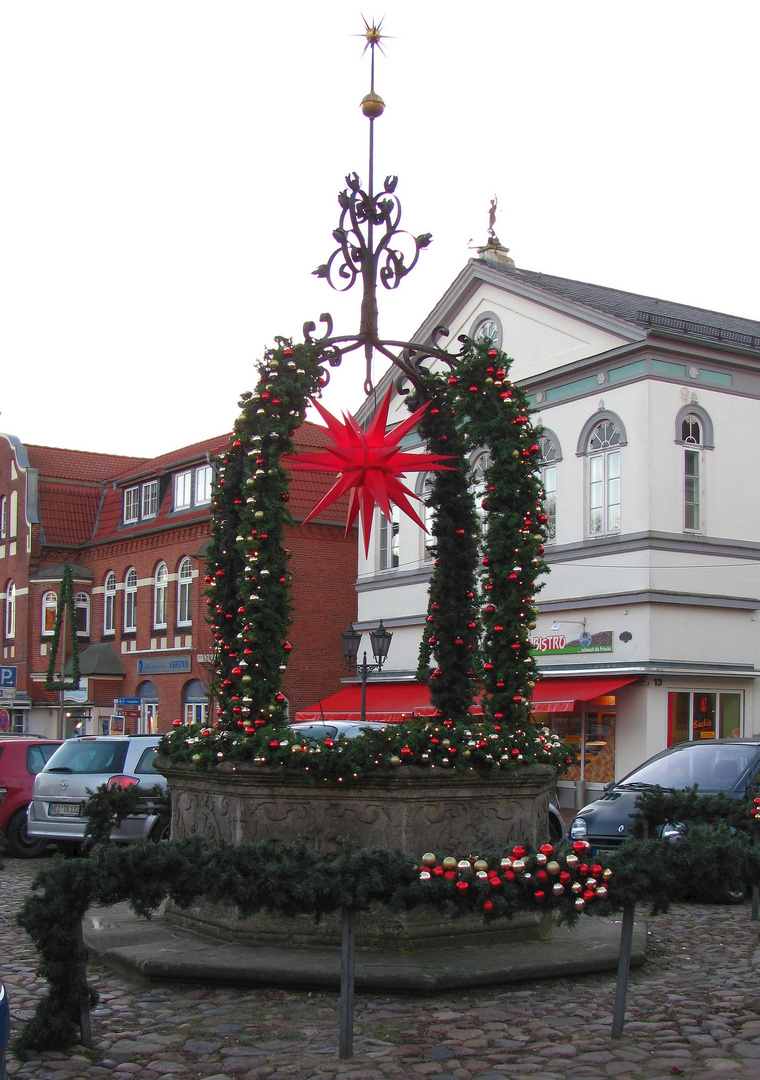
[295,675,639,723]
[295,683,482,723]
[529,675,640,713]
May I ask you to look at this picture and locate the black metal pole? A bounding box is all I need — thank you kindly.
[611,902,635,1038]
[339,906,356,1058]
[360,653,368,727]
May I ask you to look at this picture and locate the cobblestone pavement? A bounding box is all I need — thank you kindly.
[3,857,760,1080]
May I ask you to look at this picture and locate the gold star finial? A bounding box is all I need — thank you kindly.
[360,15,386,54]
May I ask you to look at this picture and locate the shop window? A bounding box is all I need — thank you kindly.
[177,557,192,626]
[667,691,742,744]
[153,562,168,629]
[42,591,57,635]
[103,572,116,635]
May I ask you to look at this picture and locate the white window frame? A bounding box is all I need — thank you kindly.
[0,496,5,539]
[5,580,15,638]
[124,486,139,524]
[74,592,90,637]
[177,557,192,627]
[378,505,400,571]
[195,464,212,505]
[175,471,192,510]
[420,474,436,563]
[153,562,168,629]
[142,480,159,519]
[587,421,621,537]
[42,590,58,636]
[124,568,137,632]
[682,414,702,533]
[103,572,116,635]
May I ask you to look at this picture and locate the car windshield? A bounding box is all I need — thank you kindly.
[619,743,759,793]
[43,740,129,774]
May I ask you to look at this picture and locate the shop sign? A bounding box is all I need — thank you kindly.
[530,631,613,655]
[137,656,192,675]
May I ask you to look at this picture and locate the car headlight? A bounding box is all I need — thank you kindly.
[660,821,684,841]
[569,817,587,839]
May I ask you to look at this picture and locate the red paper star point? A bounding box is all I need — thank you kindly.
[284,388,454,554]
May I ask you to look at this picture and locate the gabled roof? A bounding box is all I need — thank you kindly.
[491,263,760,343]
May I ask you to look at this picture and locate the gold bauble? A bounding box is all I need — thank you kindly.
[361,91,385,118]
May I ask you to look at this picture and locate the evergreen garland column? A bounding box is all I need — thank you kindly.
[204,340,327,732]
[412,373,481,722]
[451,339,548,729]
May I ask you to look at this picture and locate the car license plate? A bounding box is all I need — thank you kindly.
[49,803,82,817]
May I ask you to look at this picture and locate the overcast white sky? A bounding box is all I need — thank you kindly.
[2,2,759,458]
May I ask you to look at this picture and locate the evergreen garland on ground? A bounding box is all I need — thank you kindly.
[15,786,760,1055]
[44,563,81,692]
[205,339,327,731]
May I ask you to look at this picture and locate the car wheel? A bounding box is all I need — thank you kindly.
[149,814,171,843]
[4,807,49,858]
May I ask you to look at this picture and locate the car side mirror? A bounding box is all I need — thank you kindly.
[603,781,615,793]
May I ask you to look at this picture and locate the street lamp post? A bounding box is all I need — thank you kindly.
[340,621,393,726]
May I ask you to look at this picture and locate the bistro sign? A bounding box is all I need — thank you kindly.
[530,631,613,655]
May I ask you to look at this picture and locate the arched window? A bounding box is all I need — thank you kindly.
[378,506,400,571]
[420,474,436,563]
[682,414,701,531]
[153,562,168,629]
[675,404,712,534]
[42,591,58,636]
[470,451,492,541]
[124,568,137,632]
[74,592,90,636]
[538,433,561,543]
[177,557,193,627]
[586,419,622,536]
[5,581,15,639]
[103,572,116,635]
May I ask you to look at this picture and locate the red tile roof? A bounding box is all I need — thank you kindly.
[38,484,103,546]
[30,422,353,549]
[26,445,147,483]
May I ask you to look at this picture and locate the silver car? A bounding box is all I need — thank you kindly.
[27,735,169,848]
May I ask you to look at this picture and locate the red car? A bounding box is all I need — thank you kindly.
[0,737,61,857]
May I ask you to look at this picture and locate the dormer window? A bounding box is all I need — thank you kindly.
[142,480,159,519]
[124,486,139,524]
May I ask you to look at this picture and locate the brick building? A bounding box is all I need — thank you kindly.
[0,425,356,739]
